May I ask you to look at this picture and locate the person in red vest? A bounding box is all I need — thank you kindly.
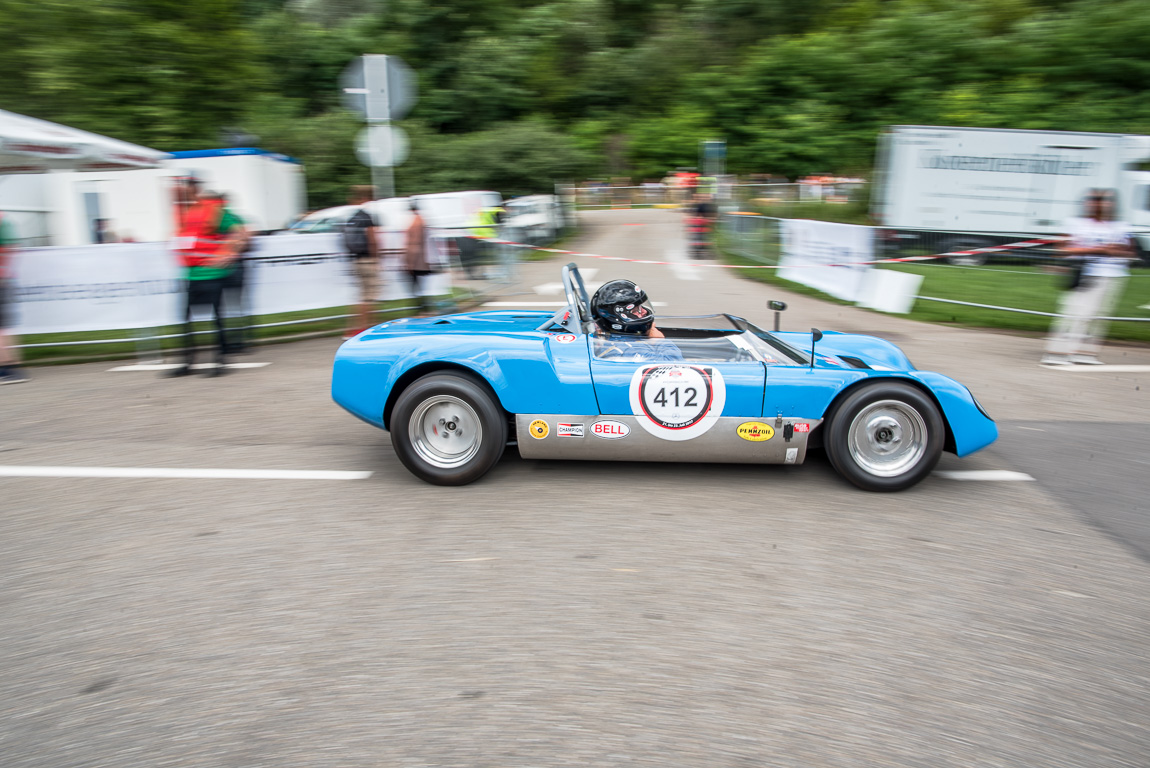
[168,178,248,377]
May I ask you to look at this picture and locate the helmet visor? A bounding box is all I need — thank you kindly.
[619,300,654,323]
[609,299,655,333]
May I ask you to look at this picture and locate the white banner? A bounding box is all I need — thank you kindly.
[778,219,873,302]
[12,242,182,334]
[245,233,355,315]
[10,232,452,335]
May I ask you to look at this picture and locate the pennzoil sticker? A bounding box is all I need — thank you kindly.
[628,364,726,441]
[736,422,774,441]
[556,422,584,437]
[529,419,549,439]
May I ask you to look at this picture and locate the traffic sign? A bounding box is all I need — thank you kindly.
[340,55,417,121]
[356,124,409,168]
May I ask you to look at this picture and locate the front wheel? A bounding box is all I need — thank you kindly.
[390,372,507,485]
[824,382,944,492]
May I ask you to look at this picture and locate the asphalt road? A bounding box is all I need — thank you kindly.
[1,209,1148,767]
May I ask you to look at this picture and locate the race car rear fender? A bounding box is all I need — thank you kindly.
[367,337,598,430]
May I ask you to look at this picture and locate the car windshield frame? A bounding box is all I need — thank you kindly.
[657,314,810,366]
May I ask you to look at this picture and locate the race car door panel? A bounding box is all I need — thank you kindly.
[588,335,766,443]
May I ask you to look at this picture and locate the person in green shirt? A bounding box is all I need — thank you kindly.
[0,212,28,384]
[167,188,248,377]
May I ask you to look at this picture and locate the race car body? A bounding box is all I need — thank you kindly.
[332,264,997,490]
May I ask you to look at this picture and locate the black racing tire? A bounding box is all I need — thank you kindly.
[390,372,507,486]
[824,381,945,492]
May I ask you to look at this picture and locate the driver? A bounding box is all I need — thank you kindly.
[590,279,684,362]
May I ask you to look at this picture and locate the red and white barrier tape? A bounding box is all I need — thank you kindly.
[487,236,1062,269]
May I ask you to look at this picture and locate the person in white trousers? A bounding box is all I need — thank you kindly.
[1042,189,1136,366]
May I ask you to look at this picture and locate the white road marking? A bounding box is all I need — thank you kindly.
[533,267,598,295]
[0,466,371,480]
[1017,426,1046,432]
[484,301,667,307]
[932,470,1035,482]
[532,281,604,296]
[108,362,272,372]
[1042,364,1150,373]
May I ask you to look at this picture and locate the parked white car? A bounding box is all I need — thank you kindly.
[503,194,562,244]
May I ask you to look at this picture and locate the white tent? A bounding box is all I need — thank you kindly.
[0,108,169,174]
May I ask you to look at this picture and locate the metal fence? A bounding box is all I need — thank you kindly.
[719,212,1064,268]
[15,216,576,360]
[716,211,1150,324]
[564,182,868,210]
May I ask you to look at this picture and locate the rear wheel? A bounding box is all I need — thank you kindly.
[824,382,944,491]
[390,372,507,485]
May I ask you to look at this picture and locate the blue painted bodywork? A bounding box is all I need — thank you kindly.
[332,308,998,458]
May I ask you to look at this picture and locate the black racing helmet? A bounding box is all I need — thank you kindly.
[591,279,655,335]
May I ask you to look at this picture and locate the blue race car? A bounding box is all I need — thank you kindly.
[332,264,997,490]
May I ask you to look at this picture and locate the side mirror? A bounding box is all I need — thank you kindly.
[768,300,787,331]
[809,328,823,368]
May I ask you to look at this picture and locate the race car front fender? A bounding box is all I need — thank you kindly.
[764,368,996,457]
[905,371,997,457]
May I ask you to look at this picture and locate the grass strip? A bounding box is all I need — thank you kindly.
[716,229,1150,342]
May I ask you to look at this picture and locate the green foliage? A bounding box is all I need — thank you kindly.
[4,0,1150,201]
[0,0,263,148]
[396,121,592,198]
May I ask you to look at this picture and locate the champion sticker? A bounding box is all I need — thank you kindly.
[793,423,811,433]
[555,334,576,344]
[529,419,549,439]
[591,420,630,439]
[628,364,726,441]
[736,422,774,441]
[557,422,584,438]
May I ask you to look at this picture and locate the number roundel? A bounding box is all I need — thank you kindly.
[628,365,726,441]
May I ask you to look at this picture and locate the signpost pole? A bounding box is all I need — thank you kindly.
[343,54,415,199]
[366,56,393,198]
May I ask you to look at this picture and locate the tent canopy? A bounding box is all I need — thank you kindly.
[0,109,170,174]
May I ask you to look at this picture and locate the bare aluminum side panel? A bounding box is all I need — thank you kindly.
[515,415,820,464]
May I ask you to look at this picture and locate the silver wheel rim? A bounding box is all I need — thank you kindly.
[847,399,928,478]
[408,395,483,469]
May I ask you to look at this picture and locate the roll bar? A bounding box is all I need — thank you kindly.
[538,263,593,333]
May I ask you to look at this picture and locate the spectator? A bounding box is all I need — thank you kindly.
[342,185,380,339]
[404,200,433,316]
[93,218,119,244]
[0,212,28,384]
[219,193,253,353]
[168,184,247,377]
[1042,188,1136,366]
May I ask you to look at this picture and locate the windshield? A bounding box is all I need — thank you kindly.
[653,315,809,365]
[744,322,810,365]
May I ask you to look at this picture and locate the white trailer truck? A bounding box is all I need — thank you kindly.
[872,125,1150,263]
